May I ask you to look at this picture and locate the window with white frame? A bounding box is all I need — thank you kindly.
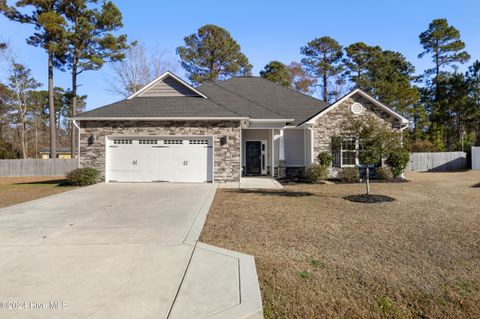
[332,136,358,167]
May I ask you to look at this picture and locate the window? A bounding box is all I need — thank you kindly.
[331,136,358,167]
[113,139,132,145]
[189,139,208,145]
[164,139,183,145]
[139,139,158,144]
[341,137,357,166]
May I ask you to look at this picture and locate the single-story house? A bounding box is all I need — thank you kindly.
[71,71,408,183]
[40,147,76,159]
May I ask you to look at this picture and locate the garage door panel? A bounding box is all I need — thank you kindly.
[107,137,213,183]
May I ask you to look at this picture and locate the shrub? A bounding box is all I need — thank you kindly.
[66,167,99,186]
[317,152,333,167]
[338,167,360,183]
[386,147,410,177]
[304,164,328,183]
[376,167,393,181]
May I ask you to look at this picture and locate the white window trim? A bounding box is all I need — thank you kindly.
[340,137,359,167]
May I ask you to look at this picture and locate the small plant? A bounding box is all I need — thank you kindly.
[304,164,328,184]
[308,257,325,268]
[377,296,395,314]
[376,167,393,181]
[455,278,474,296]
[338,167,360,183]
[317,152,333,167]
[297,271,310,279]
[66,167,99,186]
[386,147,410,177]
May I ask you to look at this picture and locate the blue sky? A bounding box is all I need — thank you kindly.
[1,0,479,111]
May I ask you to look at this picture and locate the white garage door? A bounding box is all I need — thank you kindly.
[107,137,213,183]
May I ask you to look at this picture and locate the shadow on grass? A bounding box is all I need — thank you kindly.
[235,189,315,197]
[16,179,69,186]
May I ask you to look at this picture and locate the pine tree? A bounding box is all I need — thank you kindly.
[61,0,128,157]
[343,42,381,89]
[2,0,68,158]
[260,61,291,88]
[466,61,480,144]
[418,18,470,96]
[301,36,343,102]
[177,24,252,85]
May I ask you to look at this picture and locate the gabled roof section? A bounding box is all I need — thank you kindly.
[302,88,409,125]
[197,77,329,125]
[128,71,208,99]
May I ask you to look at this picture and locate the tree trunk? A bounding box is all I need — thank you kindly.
[35,125,38,159]
[365,165,370,195]
[20,119,26,159]
[71,56,77,158]
[48,52,56,159]
[323,72,328,102]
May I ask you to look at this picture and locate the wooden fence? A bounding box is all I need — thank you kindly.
[0,159,79,177]
[407,152,467,172]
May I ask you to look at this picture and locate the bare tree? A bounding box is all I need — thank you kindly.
[287,62,315,94]
[106,42,178,98]
[2,50,41,158]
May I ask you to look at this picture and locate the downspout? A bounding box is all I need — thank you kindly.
[399,122,410,178]
[307,126,314,166]
[72,120,81,167]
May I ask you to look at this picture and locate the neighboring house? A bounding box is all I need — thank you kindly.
[40,147,76,159]
[71,71,408,183]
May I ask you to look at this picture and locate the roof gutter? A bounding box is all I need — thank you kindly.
[249,119,295,123]
[68,116,250,121]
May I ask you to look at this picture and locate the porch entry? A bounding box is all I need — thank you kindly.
[245,140,267,175]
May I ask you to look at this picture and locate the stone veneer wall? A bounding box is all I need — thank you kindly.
[79,120,241,182]
[312,93,401,161]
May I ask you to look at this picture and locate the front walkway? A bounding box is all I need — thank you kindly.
[0,183,262,319]
[220,176,284,190]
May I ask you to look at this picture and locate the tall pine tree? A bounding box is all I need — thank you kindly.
[177,24,252,85]
[2,0,68,158]
[61,0,128,157]
[301,36,343,102]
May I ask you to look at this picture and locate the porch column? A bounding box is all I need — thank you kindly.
[279,129,285,161]
[278,129,286,178]
[271,129,275,176]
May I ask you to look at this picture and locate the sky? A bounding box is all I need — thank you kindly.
[0,0,479,111]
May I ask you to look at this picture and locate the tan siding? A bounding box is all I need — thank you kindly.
[138,76,200,97]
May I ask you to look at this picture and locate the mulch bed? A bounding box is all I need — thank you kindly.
[343,194,396,203]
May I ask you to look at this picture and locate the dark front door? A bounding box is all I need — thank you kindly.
[245,141,262,175]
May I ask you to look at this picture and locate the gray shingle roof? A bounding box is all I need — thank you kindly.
[198,77,329,125]
[74,76,329,125]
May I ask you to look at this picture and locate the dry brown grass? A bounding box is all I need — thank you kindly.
[0,176,76,208]
[201,171,480,319]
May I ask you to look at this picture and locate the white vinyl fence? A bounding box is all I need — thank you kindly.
[0,159,79,177]
[472,147,480,170]
[407,152,467,172]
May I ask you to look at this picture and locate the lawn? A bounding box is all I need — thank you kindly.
[0,177,77,208]
[201,171,480,319]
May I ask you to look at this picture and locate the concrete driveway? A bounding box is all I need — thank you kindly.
[0,183,217,319]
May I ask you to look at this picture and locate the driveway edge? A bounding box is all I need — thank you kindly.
[183,184,219,245]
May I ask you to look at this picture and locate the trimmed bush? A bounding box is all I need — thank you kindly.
[376,167,393,181]
[386,147,410,177]
[304,164,328,184]
[317,152,333,167]
[338,167,360,183]
[66,167,99,186]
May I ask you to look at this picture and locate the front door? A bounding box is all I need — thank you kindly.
[246,141,262,175]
